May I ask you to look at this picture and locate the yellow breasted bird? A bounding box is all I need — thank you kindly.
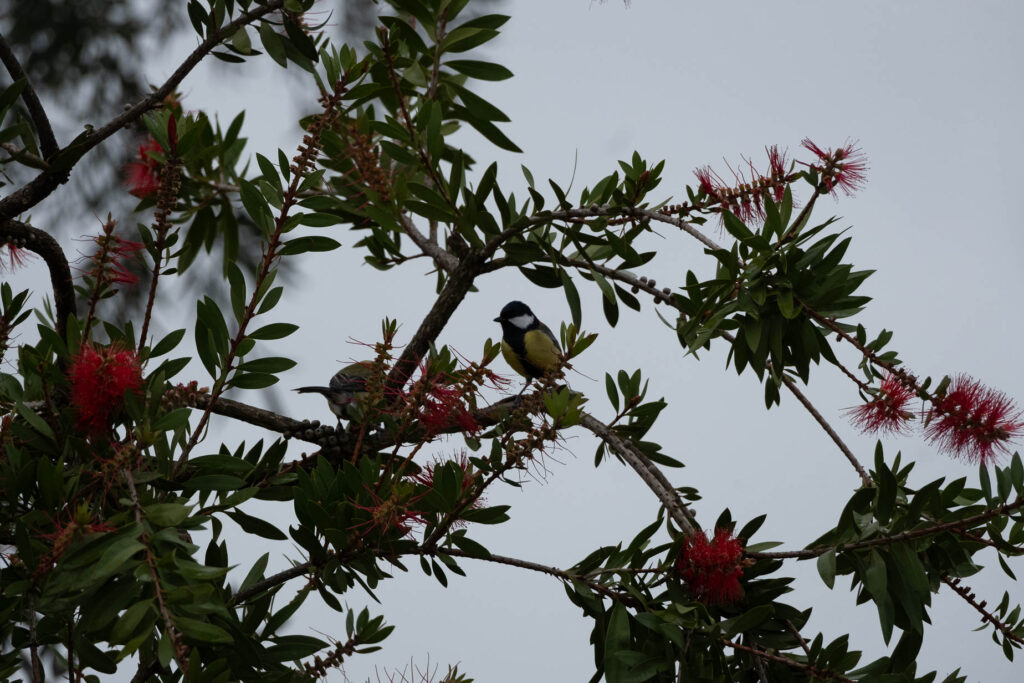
[494,301,562,380]
[294,361,372,419]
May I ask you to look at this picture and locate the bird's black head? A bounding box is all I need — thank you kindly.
[494,300,533,324]
[493,301,540,335]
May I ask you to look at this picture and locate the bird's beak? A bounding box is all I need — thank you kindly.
[493,316,501,323]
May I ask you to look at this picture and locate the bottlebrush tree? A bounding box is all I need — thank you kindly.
[1,1,1022,681]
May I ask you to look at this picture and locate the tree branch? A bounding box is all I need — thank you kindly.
[384,249,484,395]
[0,32,58,159]
[778,373,872,487]
[0,218,76,341]
[0,0,286,220]
[579,413,697,535]
[942,575,1024,646]
[398,212,458,273]
[750,495,1024,560]
[722,638,855,683]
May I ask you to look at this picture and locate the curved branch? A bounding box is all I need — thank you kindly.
[232,543,640,609]
[0,219,75,340]
[0,32,58,159]
[0,0,286,220]
[579,413,697,535]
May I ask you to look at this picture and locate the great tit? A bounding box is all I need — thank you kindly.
[494,301,562,380]
[294,361,372,418]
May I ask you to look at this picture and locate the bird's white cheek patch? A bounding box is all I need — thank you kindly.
[509,314,534,329]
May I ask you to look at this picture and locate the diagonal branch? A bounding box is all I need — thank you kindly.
[384,249,484,395]
[777,373,872,487]
[580,413,697,535]
[942,575,1024,646]
[0,32,58,159]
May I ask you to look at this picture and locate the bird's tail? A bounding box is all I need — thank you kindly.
[294,386,331,395]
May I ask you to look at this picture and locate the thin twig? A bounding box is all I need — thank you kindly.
[398,213,458,273]
[124,471,189,672]
[750,495,1024,560]
[722,638,854,683]
[779,373,872,487]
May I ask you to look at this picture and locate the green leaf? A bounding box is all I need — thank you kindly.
[181,475,246,492]
[239,178,275,234]
[150,328,186,357]
[240,552,271,591]
[175,616,234,644]
[293,212,343,227]
[265,635,330,662]
[228,509,288,540]
[559,269,582,329]
[73,535,145,589]
[456,106,521,152]
[460,505,510,524]
[720,604,772,638]
[278,235,341,255]
[145,503,191,527]
[229,372,279,389]
[0,78,28,116]
[237,356,297,373]
[445,59,513,81]
[604,602,631,683]
[109,600,154,644]
[248,322,298,340]
[450,533,491,559]
[15,402,54,441]
[442,27,499,53]
[817,548,836,589]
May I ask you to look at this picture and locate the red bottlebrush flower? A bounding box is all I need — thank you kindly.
[846,373,916,435]
[694,165,721,196]
[800,138,868,197]
[68,344,144,437]
[84,218,144,287]
[765,145,788,202]
[414,365,481,437]
[125,138,163,197]
[924,375,1023,465]
[33,507,115,578]
[693,146,792,225]
[167,113,178,151]
[1,243,32,271]
[350,486,426,537]
[677,527,745,605]
[415,452,481,497]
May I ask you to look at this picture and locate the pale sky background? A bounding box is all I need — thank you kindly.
[10,0,1024,681]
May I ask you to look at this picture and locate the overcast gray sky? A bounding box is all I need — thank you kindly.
[13,0,1023,680]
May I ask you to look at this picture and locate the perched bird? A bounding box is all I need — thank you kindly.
[294,361,373,419]
[494,301,562,380]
